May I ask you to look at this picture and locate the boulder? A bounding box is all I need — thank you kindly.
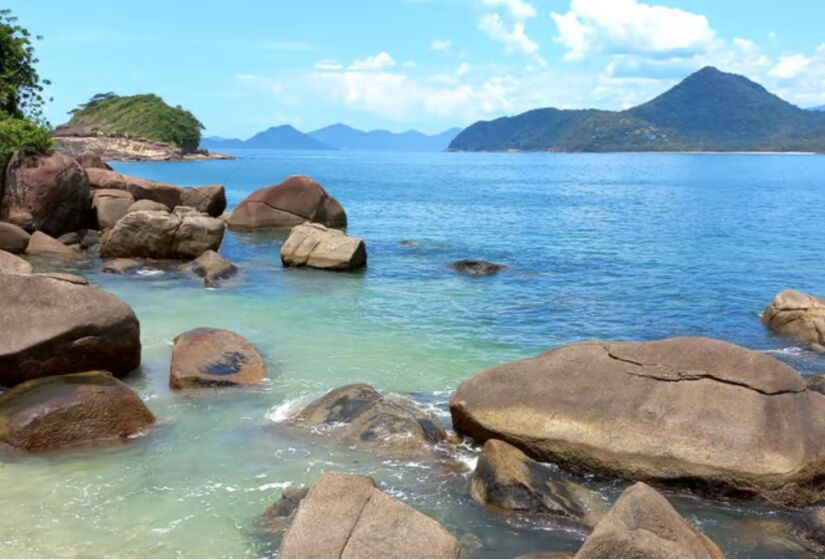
[86,167,182,209]
[26,231,81,258]
[0,273,141,386]
[80,229,100,250]
[808,374,825,395]
[261,486,309,532]
[92,188,135,230]
[169,328,266,389]
[471,439,605,526]
[57,231,83,245]
[100,258,142,274]
[279,472,460,559]
[75,152,112,170]
[0,221,31,253]
[181,184,226,217]
[185,250,237,287]
[0,371,154,451]
[100,210,224,259]
[450,336,825,507]
[281,222,366,271]
[1,149,91,235]
[0,249,32,273]
[227,175,346,230]
[291,384,448,458]
[763,290,825,349]
[451,259,506,276]
[574,483,723,559]
[128,199,168,213]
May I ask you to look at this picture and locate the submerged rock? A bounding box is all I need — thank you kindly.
[1,149,91,236]
[291,383,448,458]
[181,185,226,217]
[86,167,183,209]
[279,472,460,559]
[260,486,309,532]
[227,175,346,230]
[184,250,237,287]
[0,249,32,273]
[451,259,506,276]
[0,221,31,253]
[0,371,154,451]
[471,439,605,526]
[100,210,224,259]
[281,222,366,271]
[450,336,825,507]
[26,230,81,258]
[170,328,266,389]
[100,258,142,274]
[574,483,723,559]
[763,290,825,349]
[0,272,141,386]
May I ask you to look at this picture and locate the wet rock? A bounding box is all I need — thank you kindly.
[807,373,825,395]
[763,290,825,349]
[35,272,88,284]
[75,152,112,170]
[128,199,168,213]
[57,231,83,245]
[261,486,309,532]
[451,259,506,276]
[86,167,183,209]
[80,229,100,250]
[0,371,154,451]
[574,483,723,559]
[281,222,366,271]
[181,184,226,217]
[279,472,460,559]
[228,175,346,230]
[0,221,31,253]
[100,258,142,274]
[0,273,141,386]
[185,250,237,287]
[471,439,605,526]
[292,384,448,458]
[1,149,91,236]
[100,210,224,259]
[92,188,135,230]
[450,336,825,507]
[169,328,266,389]
[0,249,32,273]
[26,230,81,258]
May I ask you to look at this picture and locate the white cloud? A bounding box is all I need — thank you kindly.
[481,0,536,21]
[769,54,812,79]
[456,63,471,77]
[431,39,453,51]
[348,52,396,71]
[551,0,715,61]
[314,59,343,71]
[479,13,539,56]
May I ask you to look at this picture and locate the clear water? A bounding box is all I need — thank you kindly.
[3,150,825,558]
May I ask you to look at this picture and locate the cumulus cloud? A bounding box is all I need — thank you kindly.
[482,0,536,21]
[348,52,396,71]
[431,39,452,51]
[314,59,343,71]
[479,13,539,55]
[769,54,812,79]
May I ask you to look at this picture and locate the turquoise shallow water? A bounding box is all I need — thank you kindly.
[3,150,825,557]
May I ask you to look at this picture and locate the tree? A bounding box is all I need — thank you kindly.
[0,9,51,122]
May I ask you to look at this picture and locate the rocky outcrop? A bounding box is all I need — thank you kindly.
[279,472,460,559]
[451,259,506,276]
[92,188,135,230]
[574,483,723,559]
[450,336,825,507]
[75,152,112,170]
[227,175,346,230]
[181,185,226,217]
[0,249,32,273]
[281,222,366,271]
[0,273,141,386]
[471,439,605,526]
[86,167,182,209]
[184,250,237,287]
[54,135,233,162]
[0,221,31,253]
[1,150,91,235]
[763,290,825,349]
[100,210,224,259]
[128,199,168,213]
[169,328,266,389]
[26,231,81,258]
[0,371,154,451]
[291,384,448,458]
[261,486,309,532]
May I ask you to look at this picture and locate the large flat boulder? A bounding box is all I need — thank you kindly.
[100,210,224,259]
[0,221,31,253]
[279,472,460,559]
[1,149,91,235]
[181,185,226,217]
[0,250,32,273]
[26,230,81,258]
[574,483,723,559]
[0,371,154,451]
[281,222,366,271]
[763,290,825,349]
[170,328,266,389]
[86,167,182,209]
[0,273,141,386]
[227,175,346,230]
[450,336,825,507]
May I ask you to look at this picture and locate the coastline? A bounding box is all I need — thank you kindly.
[53,135,235,162]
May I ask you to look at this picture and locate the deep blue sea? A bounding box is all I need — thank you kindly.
[3,150,825,557]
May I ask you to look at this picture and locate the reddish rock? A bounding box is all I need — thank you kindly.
[181,185,226,217]
[26,231,81,258]
[170,328,266,389]
[92,188,135,230]
[75,152,113,170]
[86,167,183,209]
[0,221,31,253]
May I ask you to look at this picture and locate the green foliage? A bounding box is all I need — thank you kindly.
[0,9,51,121]
[64,93,204,152]
[0,116,52,168]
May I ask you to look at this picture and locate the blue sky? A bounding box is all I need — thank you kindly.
[7,0,825,137]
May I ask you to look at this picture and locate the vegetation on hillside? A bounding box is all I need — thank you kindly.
[62,93,204,152]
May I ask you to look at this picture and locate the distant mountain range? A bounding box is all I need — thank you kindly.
[201,124,461,152]
[449,67,825,153]
[810,105,825,112]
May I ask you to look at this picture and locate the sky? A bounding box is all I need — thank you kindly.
[7,0,825,138]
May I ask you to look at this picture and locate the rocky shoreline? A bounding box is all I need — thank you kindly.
[53,133,234,162]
